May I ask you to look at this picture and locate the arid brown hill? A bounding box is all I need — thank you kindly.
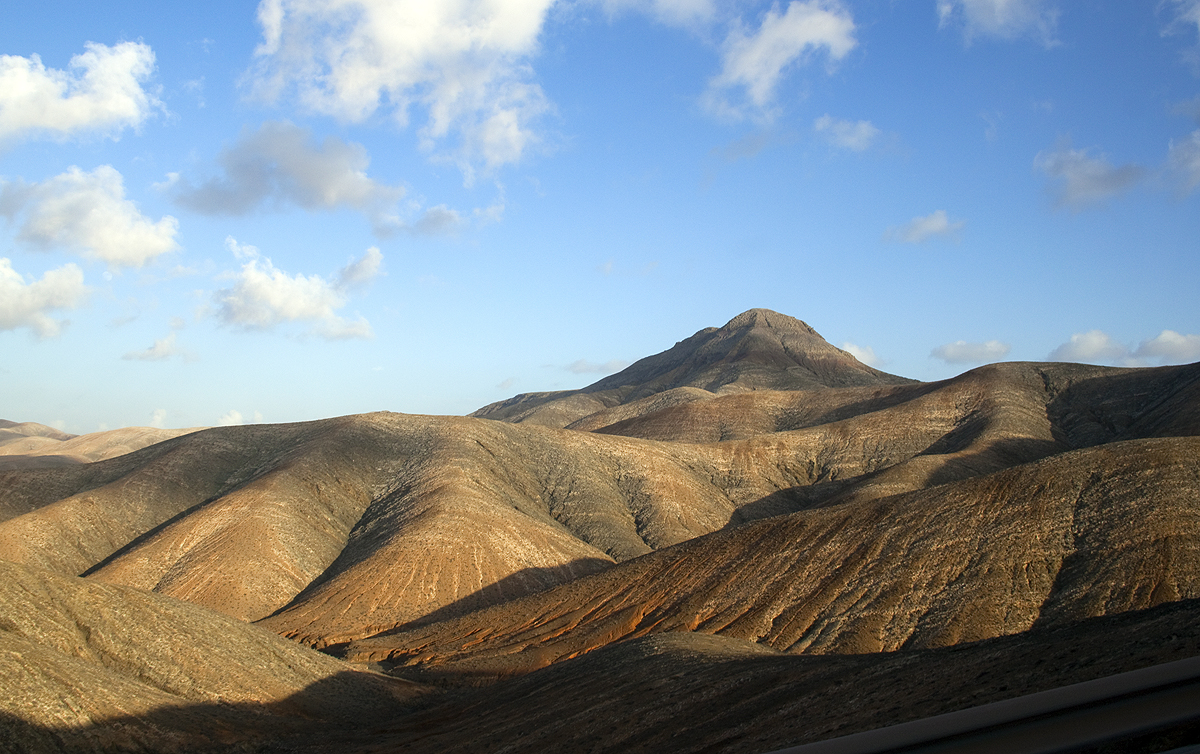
[0,558,424,753]
[1,310,1198,753]
[471,308,916,429]
[1,362,1197,650]
[0,424,202,471]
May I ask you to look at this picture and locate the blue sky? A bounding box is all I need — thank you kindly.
[3,0,1199,433]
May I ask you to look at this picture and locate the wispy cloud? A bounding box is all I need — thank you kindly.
[169,121,406,236]
[214,237,381,339]
[931,339,1010,364]
[592,0,716,29]
[0,165,179,268]
[1166,130,1200,194]
[0,258,88,338]
[1034,138,1143,210]
[936,0,1059,45]
[813,114,879,151]
[884,209,964,243]
[0,42,161,144]
[566,358,630,374]
[705,0,856,121]
[246,0,554,178]
[122,332,182,361]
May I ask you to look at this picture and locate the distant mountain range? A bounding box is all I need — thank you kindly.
[2,308,1199,753]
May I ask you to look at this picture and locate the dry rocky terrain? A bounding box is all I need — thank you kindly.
[1,308,1198,753]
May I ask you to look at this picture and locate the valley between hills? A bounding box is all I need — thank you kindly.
[3,308,1200,753]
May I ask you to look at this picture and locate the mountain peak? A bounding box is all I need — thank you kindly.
[722,308,818,336]
[473,309,916,427]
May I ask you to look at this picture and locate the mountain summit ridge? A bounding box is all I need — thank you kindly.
[473,308,914,428]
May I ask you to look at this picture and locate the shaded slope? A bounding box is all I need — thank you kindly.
[0,559,423,753]
[472,308,914,428]
[309,599,1200,754]
[346,437,1200,672]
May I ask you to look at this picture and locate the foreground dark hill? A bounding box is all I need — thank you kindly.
[472,308,915,429]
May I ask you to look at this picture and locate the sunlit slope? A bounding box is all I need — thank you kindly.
[0,424,202,471]
[347,437,1200,673]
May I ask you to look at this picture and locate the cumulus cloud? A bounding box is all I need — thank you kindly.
[1134,330,1200,364]
[0,258,88,337]
[840,342,880,366]
[0,41,160,144]
[214,237,380,339]
[246,0,554,175]
[936,0,1058,45]
[1166,130,1200,193]
[1047,330,1129,364]
[0,165,179,267]
[884,209,965,243]
[122,332,180,361]
[149,408,167,429]
[1034,139,1143,210]
[566,358,630,374]
[706,1,856,120]
[170,121,405,235]
[813,114,879,151]
[931,339,1011,364]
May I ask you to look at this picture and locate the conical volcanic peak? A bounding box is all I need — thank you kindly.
[473,308,915,428]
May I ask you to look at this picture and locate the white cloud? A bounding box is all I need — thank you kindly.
[567,358,630,374]
[931,339,1011,364]
[936,0,1058,45]
[246,0,554,175]
[0,165,179,267]
[217,410,245,426]
[0,42,160,144]
[1048,330,1129,364]
[1034,140,1143,210]
[1166,130,1200,194]
[841,342,880,366]
[1134,330,1200,364]
[884,209,965,243]
[813,114,879,151]
[706,1,856,120]
[149,409,167,428]
[171,121,405,235]
[214,238,379,339]
[122,332,180,361]
[0,258,88,338]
